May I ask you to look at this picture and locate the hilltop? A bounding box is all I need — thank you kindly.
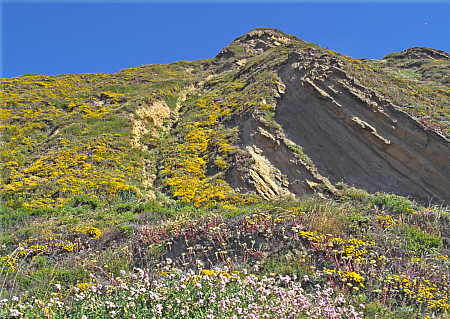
[0,28,449,318]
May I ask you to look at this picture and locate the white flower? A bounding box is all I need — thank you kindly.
[9,309,22,317]
[196,259,204,267]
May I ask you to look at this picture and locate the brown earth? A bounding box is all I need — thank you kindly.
[273,50,450,203]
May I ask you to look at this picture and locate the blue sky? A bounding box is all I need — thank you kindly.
[2,1,450,77]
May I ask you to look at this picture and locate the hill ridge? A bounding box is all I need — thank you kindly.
[1,28,449,318]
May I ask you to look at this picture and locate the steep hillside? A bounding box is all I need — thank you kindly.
[1,28,449,209]
[1,28,449,318]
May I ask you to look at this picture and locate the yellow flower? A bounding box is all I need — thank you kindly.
[75,282,93,292]
[200,269,216,276]
[376,215,396,228]
[73,226,102,239]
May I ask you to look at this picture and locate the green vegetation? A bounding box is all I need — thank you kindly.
[402,225,443,254]
[0,28,449,318]
[341,54,450,137]
[0,195,448,318]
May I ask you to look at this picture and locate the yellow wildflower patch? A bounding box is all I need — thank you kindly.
[376,215,397,228]
[161,94,238,207]
[73,226,103,239]
[75,282,94,292]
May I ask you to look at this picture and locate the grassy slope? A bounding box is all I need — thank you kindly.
[0,192,448,318]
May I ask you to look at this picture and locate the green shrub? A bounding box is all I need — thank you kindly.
[117,224,134,238]
[339,185,370,202]
[371,193,415,214]
[163,94,179,110]
[345,211,372,234]
[402,225,443,254]
[69,195,102,210]
[103,84,136,94]
[14,266,88,294]
[117,189,139,202]
[0,206,34,228]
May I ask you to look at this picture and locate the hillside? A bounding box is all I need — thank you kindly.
[0,28,449,318]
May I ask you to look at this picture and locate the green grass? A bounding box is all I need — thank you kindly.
[0,193,448,317]
[402,224,443,254]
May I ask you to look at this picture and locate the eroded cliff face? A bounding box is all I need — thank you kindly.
[217,29,450,204]
[273,50,450,202]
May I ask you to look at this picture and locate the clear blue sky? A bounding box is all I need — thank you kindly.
[2,1,450,78]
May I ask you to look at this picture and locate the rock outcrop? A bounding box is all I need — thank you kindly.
[273,49,450,203]
[217,29,450,204]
